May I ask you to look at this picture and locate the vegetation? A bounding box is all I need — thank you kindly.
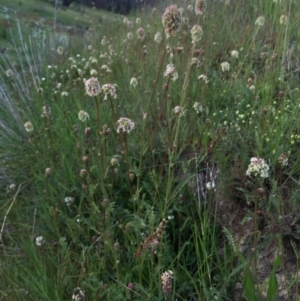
[1,0,300,300]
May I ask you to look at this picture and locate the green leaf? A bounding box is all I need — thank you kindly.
[273,254,281,271]
[267,273,278,301]
[243,267,257,301]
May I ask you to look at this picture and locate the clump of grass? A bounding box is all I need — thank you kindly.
[1,0,300,300]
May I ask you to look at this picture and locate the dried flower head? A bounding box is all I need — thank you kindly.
[57,46,63,55]
[116,117,135,134]
[278,153,288,167]
[195,0,206,15]
[162,5,182,38]
[137,27,145,40]
[198,74,209,83]
[255,16,265,26]
[246,157,269,178]
[221,62,230,72]
[78,110,90,122]
[110,157,119,166]
[41,105,51,118]
[174,106,186,117]
[127,32,133,40]
[161,270,174,296]
[164,63,178,81]
[130,77,138,88]
[85,77,101,96]
[191,24,203,43]
[72,287,85,301]
[191,57,200,67]
[193,102,203,113]
[102,83,117,100]
[35,236,44,246]
[154,32,162,43]
[24,121,33,132]
[6,69,14,77]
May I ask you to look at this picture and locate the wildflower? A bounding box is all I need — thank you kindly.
[57,46,63,55]
[255,16,265,26]
[72,287,85,301]
[5,69,14,77]
[123,17,129,24]
[198,74,209,83]
[278,153,288,167]
[9,184,16,191]
[116,117,135,134]
[64,196,74,206]
[187,4,193,11]
[246,157,269,179]
[161,270,173,296]
[152,7,157,15]
[110,157,119,166]
[35,236,44,246]
[279,15,288,25]
[45,168,51,176]
[127,32,133,40]
[154,32,162,43]
[249,85,255,92]
[87,45,93,51]
[137,27,145,40]
[164,63,178,81]
[162,5,182,38]
[191,24,203,43]
[195,0,206,15]
[61,91,68,97]
[101,38,106,45]
[193,102,203,113]
[85,77,101,96]
[231,50,239,59]
[101,65,111,73]
[90,69,97,76]
[206,181,215,190]
[130,77,138,88]
[191,57,200,67]
[78,110,90,122]
[41,105,51,118]
[221,62,230,72]
[174,106,186,117]
[102,83,117,100]
[24,121,33,132]
[136,17,141,24]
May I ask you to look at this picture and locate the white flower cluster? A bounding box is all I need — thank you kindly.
[164,63,178,81]
[116,117,135,134]
[246,157,269,178]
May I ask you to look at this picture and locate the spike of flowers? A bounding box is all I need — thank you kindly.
[162,5,182,38]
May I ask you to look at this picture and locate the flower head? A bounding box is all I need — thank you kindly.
[279,15,288,25]
[41,105,51,118]
[116,117,135,134]
[85,77,101,96]
[198,74,209,83]
[102,83,117,100]
[35,236,44,246]
[161,270,173,296]
[221,62,230,72]
[78,110,90,122]
[72,287,85,301]
[24,121,33,132]
[127,32,133,40]
[130,77,138,88]
[246,157,269,178]
[137,27,145,40]
[174,106,186,117]
[57,46,63,55]
[278,153,288,167]
[255,16,265,26]
[231,50,239,59]
[154,32,162,43]
[64,196,74,206]
[193,102,203,113]
[191,24,203,43]
[162,5,181,38]
[164,63,178,81]
[195,0,206,15]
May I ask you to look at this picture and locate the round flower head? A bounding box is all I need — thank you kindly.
[127,32,133,40]
[41,105,51,118]
[102,83,117,100]
[198,74,209,83]
[246,157,269,179]
[78,110,90,122]
[221,62,230,72]
[191,24,203,43]
[154,32,162,44]
[116,117,135,134]
[278,153,288,167]
[137,27,145,40]
[6,69,14,77]
[231,50,239,59]
[174,106,186,117]
[255,16,265,26]
[162,5,182,38]
[279,15,288,25]
[164,63,178,81]
[57,46,63,55]
[193,102,203,113]
[24,121,33,132]
[195,0,206,15]
[35,236,44,246]
[85,77,101,96]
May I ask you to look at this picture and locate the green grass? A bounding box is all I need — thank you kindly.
[1,0,300,300]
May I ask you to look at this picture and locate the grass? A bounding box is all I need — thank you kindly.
[1,0,300,300]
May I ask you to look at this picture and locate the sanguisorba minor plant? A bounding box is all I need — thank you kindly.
[2,0,300,299]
